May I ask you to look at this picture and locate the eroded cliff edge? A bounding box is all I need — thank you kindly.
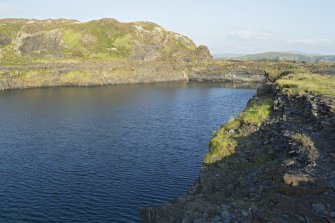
[141,64,335,222]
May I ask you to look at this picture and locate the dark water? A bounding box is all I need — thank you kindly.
[0,82,256,222]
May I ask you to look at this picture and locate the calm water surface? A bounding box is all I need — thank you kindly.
[0,82,256,222]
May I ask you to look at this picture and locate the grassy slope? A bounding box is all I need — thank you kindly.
[204,62,335,164]
[276,73,335,97]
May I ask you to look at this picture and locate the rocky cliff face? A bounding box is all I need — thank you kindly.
[14,29,63,56]
[141,71,335,222]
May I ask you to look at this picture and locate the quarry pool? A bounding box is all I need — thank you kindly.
[0,82,256,222]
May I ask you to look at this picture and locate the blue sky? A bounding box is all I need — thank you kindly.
[0,0,334,55]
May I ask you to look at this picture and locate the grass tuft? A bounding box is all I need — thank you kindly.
[276,73,335,97]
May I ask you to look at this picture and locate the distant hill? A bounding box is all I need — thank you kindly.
[234,52,335,63]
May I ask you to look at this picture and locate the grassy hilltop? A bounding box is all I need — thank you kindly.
[0,18,211,65]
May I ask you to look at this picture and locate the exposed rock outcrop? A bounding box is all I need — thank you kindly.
[195,45,213,62]
[14,30,63,56]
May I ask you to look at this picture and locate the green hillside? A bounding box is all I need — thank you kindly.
[0,18,211,65]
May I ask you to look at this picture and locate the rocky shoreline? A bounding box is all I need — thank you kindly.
[0,60,268,91]
[140,71,335,222]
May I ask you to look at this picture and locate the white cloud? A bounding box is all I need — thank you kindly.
[224,31,274,41]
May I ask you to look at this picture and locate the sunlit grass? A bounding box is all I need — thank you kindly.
[204,96,273,164]
[261,62,309,80]
[277,73,335,97]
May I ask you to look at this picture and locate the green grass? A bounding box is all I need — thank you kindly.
[204,96,273,164]
[261,62,308,80]
[241,97,274,124]
[63,29,82,48]
[0,46,32,65]
[60,70,92,85]
[276,73,335,97]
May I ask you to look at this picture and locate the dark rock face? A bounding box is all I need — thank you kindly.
[141,83,335,222]
[14,30,63,56]
[189,70,266,83]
